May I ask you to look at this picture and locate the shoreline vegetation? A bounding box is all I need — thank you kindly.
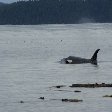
[0,0,112,25]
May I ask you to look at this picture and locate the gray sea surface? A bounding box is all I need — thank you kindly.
[0,23,112,112]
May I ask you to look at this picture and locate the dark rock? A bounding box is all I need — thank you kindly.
[39,97,45,100]
[61,99,83,102]
[70,83,112,88]
[52,85,66,88]
[62,99,68,102]
[56,86,62,88]
[74,90,81,92]
[103,95,112,97]
[20,101,24,103]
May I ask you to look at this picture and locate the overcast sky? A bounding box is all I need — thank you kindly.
[0,0,17,3]
[0,0,30,3]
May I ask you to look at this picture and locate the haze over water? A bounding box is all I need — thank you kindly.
[0,24,112,112]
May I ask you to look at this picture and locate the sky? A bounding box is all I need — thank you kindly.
[0,0,18,3]
[1,0,30,3]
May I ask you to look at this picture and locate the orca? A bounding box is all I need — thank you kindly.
[63,49,100,65]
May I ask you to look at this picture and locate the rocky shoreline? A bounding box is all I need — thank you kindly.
[69,83,112,88]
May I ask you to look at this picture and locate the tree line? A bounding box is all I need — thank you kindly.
[0,0,112,24]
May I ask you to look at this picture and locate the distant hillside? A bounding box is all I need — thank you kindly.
[0,0,112,25]
[0,2,5,5]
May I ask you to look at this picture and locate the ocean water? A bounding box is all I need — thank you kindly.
[0,24,112,112]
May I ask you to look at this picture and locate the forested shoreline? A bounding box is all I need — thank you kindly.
[0,0,112,25]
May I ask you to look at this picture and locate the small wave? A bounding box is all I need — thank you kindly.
[58,58,66,64]
[99,61,112,63]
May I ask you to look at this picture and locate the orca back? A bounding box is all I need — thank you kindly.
[66,56,90,64]
[63,49,100,65]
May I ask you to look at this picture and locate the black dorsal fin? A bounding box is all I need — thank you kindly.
[91,49,100,61]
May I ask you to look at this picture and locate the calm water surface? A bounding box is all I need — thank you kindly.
[0,24,112,112]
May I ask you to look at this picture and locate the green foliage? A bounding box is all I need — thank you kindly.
[0,0,112,24]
